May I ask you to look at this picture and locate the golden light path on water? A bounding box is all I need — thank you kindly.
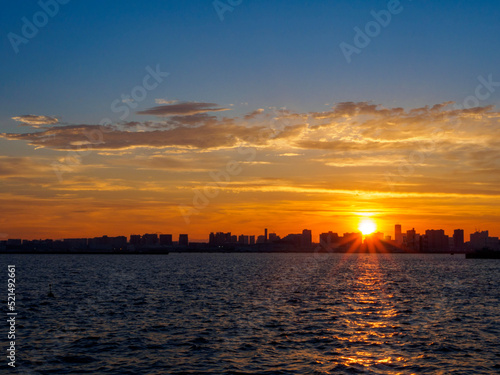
[16,251,500,374]
[337,253,404,370]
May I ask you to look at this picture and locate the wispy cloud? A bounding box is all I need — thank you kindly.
[155,98,178,104]
[0,156,52,177]
[136,101,230,116]
[3,101,499,157]
[12,114,58,127]
[244,108,265,120]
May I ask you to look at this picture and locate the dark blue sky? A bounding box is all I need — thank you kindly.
[2,0,500,129]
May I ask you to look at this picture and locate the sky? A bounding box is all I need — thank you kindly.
[1,0,500,241]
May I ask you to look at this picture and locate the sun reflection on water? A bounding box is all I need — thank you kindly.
[331,253,410,371]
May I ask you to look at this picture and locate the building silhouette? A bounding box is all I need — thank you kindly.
[4,223,500,254]
[238,235,249,245]
[404,228,420,252]
[395,224,403,245]
[159,234,173,246]
[130,235,141,245]
[469,230,499,250]
[453,229,464,251]
[302,229,312,247]
[423,229,448,252]
[256,235,266,244]
[179,234,189,247]
[319,231,340,248]
[268,232,279,242]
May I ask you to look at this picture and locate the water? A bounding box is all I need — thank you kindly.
[3,253,500,374]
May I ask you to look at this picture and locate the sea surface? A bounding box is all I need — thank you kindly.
[2,253,500,374]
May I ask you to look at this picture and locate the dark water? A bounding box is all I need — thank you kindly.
[3,253,500,374]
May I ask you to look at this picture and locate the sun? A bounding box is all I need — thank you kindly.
[358,218,377,235]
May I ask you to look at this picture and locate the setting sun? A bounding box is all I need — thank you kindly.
[358,219,377,235]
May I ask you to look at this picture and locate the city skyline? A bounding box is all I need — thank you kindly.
[1,1,500,240]
[2,223,497,247]
[1,216,499,242]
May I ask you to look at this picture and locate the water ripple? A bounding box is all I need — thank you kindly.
[3,253,500,374]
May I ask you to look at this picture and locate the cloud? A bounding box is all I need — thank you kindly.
[12,115,58,127]
[155,98,178,104]
[0,122,298,150]
[244,108,265,120]
[168,113,222,127]
[136,101,230,116]
[3,101,499,163]
[310,101,404,120]
[50,177,134,192]
[0,156,52,177]
[112,153,232,172]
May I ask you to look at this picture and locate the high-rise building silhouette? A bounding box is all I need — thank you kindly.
[470,231,488,250]
[130,235,141,245]
[405,228,420,252]
[395,224,403,245]
[160,234,173,246]
[453,229,464,251]
[179,234,188,247]
[320,231,339,246]
[268,233,279,242]
[423,229,448,252]
[302,229,312,247]
[238,235,249,245]
[142,233,158,245]
[209,232,233,246]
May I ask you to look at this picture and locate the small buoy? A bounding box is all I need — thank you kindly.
[47,284,55,298]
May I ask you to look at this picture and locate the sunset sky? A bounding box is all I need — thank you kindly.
[1,0,500,241]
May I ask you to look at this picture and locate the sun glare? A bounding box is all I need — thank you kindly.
[358,218,377,235]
